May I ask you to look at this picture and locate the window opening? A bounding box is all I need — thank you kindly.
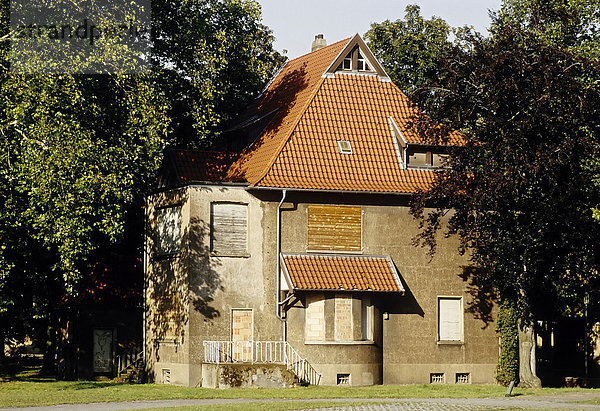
[162,368,171,384]
[430,373,444,384]
[456,373,470,384]
[156,206,182,255]
[357,50,369,71]
[337,373,350,385]
[337,140,352,154]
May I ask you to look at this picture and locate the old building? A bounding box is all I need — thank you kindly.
[144,34,499,387]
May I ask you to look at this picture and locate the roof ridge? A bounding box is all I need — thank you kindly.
[252,76,327,187]
[287,37,352,64]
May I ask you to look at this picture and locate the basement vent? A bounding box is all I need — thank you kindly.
[337,140,353,154]
[456,373,470,384]
[337,373,350,385]
[430,373,444,384]
[162,368,171,384]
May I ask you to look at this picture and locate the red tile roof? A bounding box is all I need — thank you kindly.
[166,149,238,184]
[281,253,404,293]
[170,34,465,194]
[226,37,351,185]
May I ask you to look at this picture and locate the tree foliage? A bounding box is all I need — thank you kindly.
[151,0,286,145]
[365,5,455,101]
[0,0,283,370]
[496,300,519,385]
[411,14,600,320]
[498,0,600,59]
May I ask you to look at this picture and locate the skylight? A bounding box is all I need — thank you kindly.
[337,140,353,154]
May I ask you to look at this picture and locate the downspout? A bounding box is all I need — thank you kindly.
[276,190,287,342]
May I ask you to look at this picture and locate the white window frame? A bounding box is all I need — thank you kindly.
[361,295,374,341]
[357,50,367,71]
[342,56,352,70]
[438,296,464,342]
[337,140,353,154]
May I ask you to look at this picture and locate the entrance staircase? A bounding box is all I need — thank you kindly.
[203,341,321,385]
[114,349,144,383]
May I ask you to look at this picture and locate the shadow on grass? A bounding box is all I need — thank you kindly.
[0,357,125,388]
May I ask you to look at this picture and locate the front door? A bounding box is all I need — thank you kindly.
[231,309,253,362]
[93,329,113,373]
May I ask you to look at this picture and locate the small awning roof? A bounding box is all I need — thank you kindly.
[280,253,405,293]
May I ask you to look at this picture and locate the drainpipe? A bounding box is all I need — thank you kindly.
[276,190,287,341]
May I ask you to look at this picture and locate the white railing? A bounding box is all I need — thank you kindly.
[203,340,321,385]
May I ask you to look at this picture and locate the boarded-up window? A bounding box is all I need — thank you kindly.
[335,294,353,341]
[305,294,325,341]
[438,297,463,341]
[211,203,248,256]
[157,206,181,254]
[308,205,361,251]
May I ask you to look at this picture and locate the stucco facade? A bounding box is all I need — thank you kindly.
[145,187,498,386]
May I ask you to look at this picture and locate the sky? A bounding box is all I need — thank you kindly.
[256,0,503,59]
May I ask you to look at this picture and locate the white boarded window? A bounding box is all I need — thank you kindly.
[438,297,463,341]
[157,206,181,254]
[361,295,373,341]
[211,203,248,256]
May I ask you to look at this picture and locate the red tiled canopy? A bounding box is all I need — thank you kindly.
[280,253,404,293]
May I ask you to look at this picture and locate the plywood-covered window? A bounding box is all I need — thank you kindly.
[438,297,463,341]
[335,294,353,341]
[156,206,181,255]
[211,203,248,256]
[307,205,361,252]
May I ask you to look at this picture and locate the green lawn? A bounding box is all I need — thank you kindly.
[0,378,581,408]
[0,365,597,408]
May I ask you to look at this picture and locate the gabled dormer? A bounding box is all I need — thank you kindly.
[323,33,389,80]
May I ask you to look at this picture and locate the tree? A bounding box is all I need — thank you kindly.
[0,0,283,376]
[410,21,600,322]
[498,0,600,59]
[151,0,286,146]
[365,5,454,101]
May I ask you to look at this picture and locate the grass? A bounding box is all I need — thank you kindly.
[1,364,599,408]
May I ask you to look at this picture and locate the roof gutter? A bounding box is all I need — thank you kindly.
[247,186,416,197]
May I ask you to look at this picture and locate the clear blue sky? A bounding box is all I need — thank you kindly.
[256,0,503,59]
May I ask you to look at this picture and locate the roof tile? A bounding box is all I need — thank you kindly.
[281,254,404,293]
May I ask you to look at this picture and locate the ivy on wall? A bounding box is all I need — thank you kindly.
[496,300,519,385]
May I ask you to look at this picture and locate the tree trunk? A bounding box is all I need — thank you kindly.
[0,327,5,367]
[56,314,77,380]
[519,320,542,388]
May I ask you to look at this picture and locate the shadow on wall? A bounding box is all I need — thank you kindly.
[147,190,223,364]
[459,265,496,327]
[386,264,424,317]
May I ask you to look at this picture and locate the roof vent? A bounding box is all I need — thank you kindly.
[337,140,352,154]
[311,34,327,52]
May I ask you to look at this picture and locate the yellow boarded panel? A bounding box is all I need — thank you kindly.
[308,205,361,251]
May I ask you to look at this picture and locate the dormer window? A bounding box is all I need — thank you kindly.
[337,140,353,154]
[407,149,449,168]
[342,56,352,70]
[335,46,375,73]
[357,51,369,71]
